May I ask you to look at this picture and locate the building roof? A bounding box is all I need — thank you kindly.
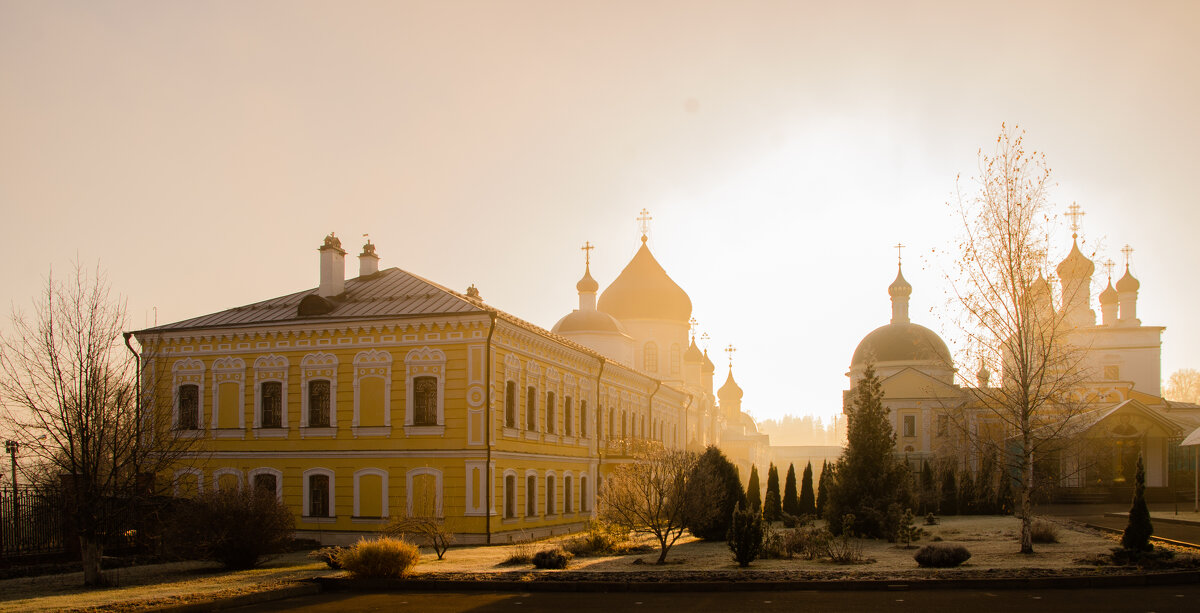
[851,322,952,367]
[551,309,630,336]
[597,238,692,322]
[1056,238,1095,279]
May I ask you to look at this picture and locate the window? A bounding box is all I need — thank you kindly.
[670,343,680,375]
[903,415,916,438]
[309,474,330,517]
[505,381,517,428]
[546,474,556,515]
[546,392,556,433]
[526,474,538,516]
[178,384,200,430]
[580,401,588,438]
[308,380,331,427]
[644,342,658,372]
[412,376,438,426]
[580,475,590,512]
[608,409,613,438]
[564,397,573,436]
[564,475,573,513]
[253,473,277,495]
[505,474,517,518]
[526,386,537,431]
[260,382,282,428]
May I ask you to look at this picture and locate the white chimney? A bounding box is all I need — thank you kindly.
[359,239,379,277]
[318,233,346,297]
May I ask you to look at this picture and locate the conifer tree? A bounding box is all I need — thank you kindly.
[996,466,1014,515]
[799,461,816,515]
[782,463,800,517]
[940,467,958,515]
[919,460,935,515]
[683,446,746,540]
[824,362,914,537]
[1121,455,1153,552]
[745,465,761,511]
[764,463,782,521]
[815,460,829,516]
[976,453,997,515]
[958,468,976,515]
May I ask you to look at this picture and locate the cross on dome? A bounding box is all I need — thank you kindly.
[1121,244,1134,267]
[725,344,736,368]
[689,317,698,338]
[1067,203,1086,239]
[894,242,905,266]
[1103,258,1115,279]
[581,241,594,265]
[700,332,710,349]
[637,208,653,242]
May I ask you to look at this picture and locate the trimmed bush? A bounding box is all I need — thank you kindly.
[1030,519,1059,544]
[340,537,420,578]
[167,487,295,569]
[1122,455,1154,552]
[914,544,972,568]
[532,547,573,569]
[727,503,765,567]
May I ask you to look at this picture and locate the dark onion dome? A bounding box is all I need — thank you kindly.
[718,368,743,402]
[702,349,716,374]
[1116,265,1140,292]
[684,337,703,363]
[1056,239,1095,279]
[576,263,600,293]
[1099,279,1119,304]
[597,239,692,322]
[551,309,629,335]
[888,267,912,298]
[851,322,952,367]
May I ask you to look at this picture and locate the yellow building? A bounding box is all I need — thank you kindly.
[134,233,704,544]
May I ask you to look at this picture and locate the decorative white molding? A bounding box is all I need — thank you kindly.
[247,467,283,501]
[212,467,244,491]
[302,467,336,518]
[301,352,338,432]
[352,468,390,518]
[173,467,203,497]
[353,349,392,429]
[172,358,205,430]
[464,460,488,516]
[254,354,289,429]
[405,346,445,428]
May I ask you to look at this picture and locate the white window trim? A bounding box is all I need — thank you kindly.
[545,470,557,517]
[503,379,519,429]
[405,467,443,518]
[212,467,244,491]
[302,467,336,521]
[524,469,539,518]
[300,352,338,436]
[248,467,283,501]
[352,467,390,519]
[211,356,246,433]
[353,350,392,436]
[253,354,289,432]
[171,358,205,431]
[563,471,574,514]
[502,469,519,521]
[464,460,488,517]
[404,347,446,434]
[173,467,203,497]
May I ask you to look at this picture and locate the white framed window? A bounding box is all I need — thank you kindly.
[248,467,283,501]
[404,347,446,435]
[211,356,246,434]
[353,468,390,520]
[212,467,244,491]
[525,470,538,517]
[564,396,573,437]
[353,350,392,436]
[254,355,289,434]
[580,473,591,513]
[303,468,336,520]
[503,470,518,519]
[546,391,556,434]
[644,342,658,372]
[406,467,443,518]
[300,353,338,436]
[504,380,518,428]
[172,358,205,431]
[173,467,203,497]
[526,385,538,431]
[546,472,557,516]
[903,415,916,438]
[580,400,588,438]
[563,472,573,514]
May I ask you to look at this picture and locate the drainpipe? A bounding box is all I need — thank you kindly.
[123,332,141,478]
[484,312,497,545]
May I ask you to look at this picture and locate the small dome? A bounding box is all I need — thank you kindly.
[1056,239,1095,279]
[1099,279,1119,304]
[889,267,912,298]
[576,264,599,293]
[597,240,692,322]
[1116,266,1140,292]
[684,338,703,363]
[702,349,715,375]
[851,322,952,367]
[718,367,743,402]
[551,309,629,335]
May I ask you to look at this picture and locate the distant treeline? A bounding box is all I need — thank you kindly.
[756,414,844,446]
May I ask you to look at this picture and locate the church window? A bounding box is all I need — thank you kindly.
[644,342,658,372]
[546,474,556,515]
[178,384,200,430]
[260,382,282,428]
[670,344,680,375]
[412,376,438,426]
[526,474,538,517]
[308,380,331,427]
[564,396,573,436]
[546,391,556,434]
[504,474,517,519]
[580,401,588,438]
[308,474,331,517]
[564,475,573,513]
[526,386,537,431]
[1104,365,1120,380]
[903,415,916,438]
[505,381,517,428]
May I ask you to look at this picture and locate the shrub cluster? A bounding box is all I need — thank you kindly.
[339,537,420,578]
[167,487,295,569]
[308,546,346,569]
[913,544,972,568]
[1030,519,1059,544]
[532,546,573,569]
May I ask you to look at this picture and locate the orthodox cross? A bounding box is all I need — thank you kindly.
[700,332,710,350]
[1103,258,1115,280]
[724,344,736,368]
[1121,244,1134,268]
[637,208,653,239]
[1067,203,1085,238]
[894,242,905,266]
[581,241,594,266]
[689,317,698,338]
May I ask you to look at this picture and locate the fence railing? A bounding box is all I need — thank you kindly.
[0,485,66,557]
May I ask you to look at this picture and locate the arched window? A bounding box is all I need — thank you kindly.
[580,474,590,512]
[526,386,537,431]
[504,472,517,518]
[580,400,588,438]
[564,475,573,514]
[412,376,438,426]
[308,380,331,427]
[525,473,538,517]
[259,382,282,428]
[644,342,658,372]
[546,391,556,434]
[505,381,517,428]
[178,384,200,430]
[546,473,556,516]
[303,469,335,519]
[564,396,573,436]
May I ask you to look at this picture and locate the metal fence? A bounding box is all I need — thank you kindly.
[0,485,66,556]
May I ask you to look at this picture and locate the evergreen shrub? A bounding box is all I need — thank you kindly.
[727,503,765,567]
[913,544,971,568]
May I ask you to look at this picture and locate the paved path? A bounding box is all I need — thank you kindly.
[1037,503,1200,546]
[232,586,1200,613]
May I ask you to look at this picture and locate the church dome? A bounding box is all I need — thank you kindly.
[576,264,599,293]
[702,349,715,375]
[597,238,692,322]
[851,322,952,367]
[1116,266,1140,292]
[1099,279,1119,304]
[551,309,628,335]
[1056,239,1095,279]
[888,268,912,298]
[718,368,743,402]
[684,338,703,363]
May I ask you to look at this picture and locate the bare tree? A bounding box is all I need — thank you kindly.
[946,125,1093,554]
[0,262,189,585]
[1163,369,1200,404]
[599,442,698,564]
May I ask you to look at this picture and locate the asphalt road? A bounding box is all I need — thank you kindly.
[233,586,1200,613]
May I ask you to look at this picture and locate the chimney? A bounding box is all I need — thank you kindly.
[359,239,379,277]
[318,233,346,297]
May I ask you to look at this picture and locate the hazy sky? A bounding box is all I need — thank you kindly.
[2,1,1198,423]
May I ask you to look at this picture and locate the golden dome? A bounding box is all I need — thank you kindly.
[1056,239,1095,279]
[1116,265,1140,292]
[597,239,692,322]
